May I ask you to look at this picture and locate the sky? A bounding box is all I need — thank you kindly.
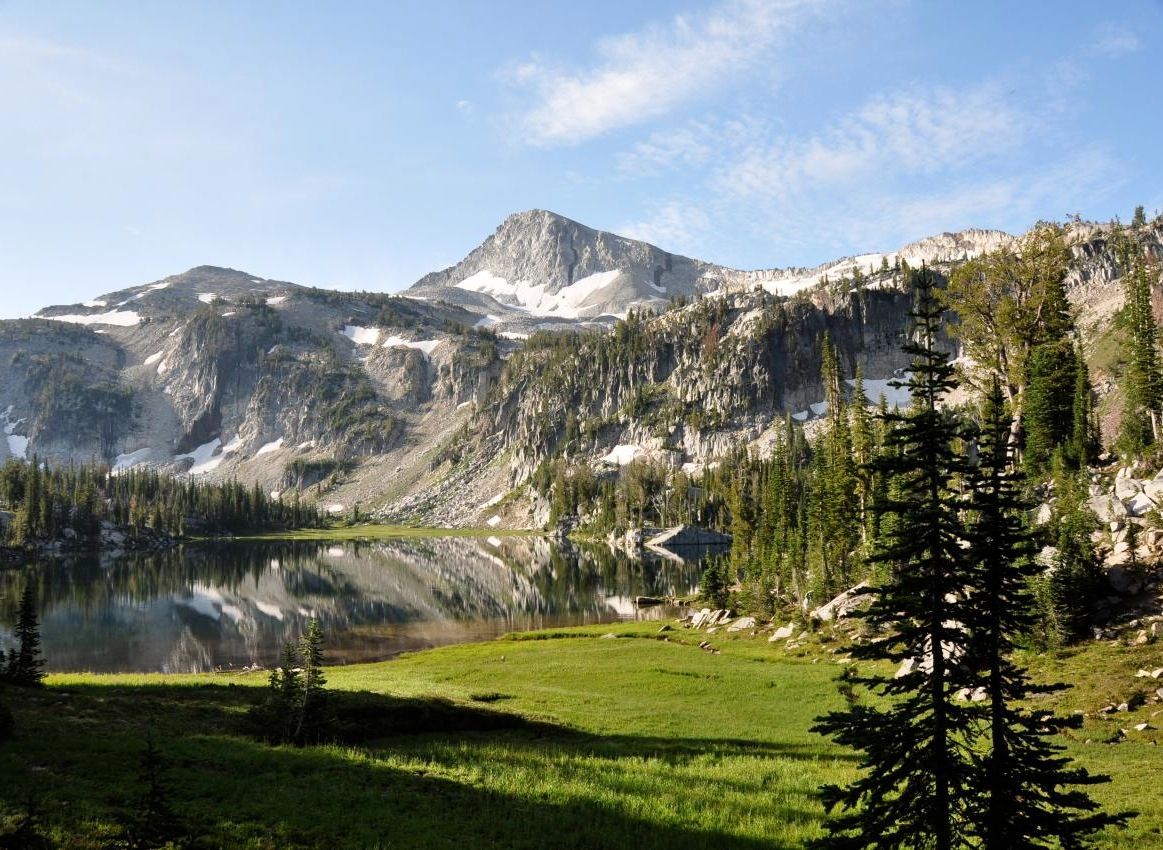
[0,0,1160,318]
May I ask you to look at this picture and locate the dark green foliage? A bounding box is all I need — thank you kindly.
[812,269,979,850]
[0,792,53,849]
[1115,230,1162,457]
[0,456,321,547]
[251,619,331,746]
[700,557,730,608]
[1132,205,1147,228]
[1042,476,1104,646]
[2,586,44,687]
[964,381,1124,848]
[114,733,184,850]
[1024,339,1080,473]
[0,697,12,742]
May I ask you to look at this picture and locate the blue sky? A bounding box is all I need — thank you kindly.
[0,0,1160,318]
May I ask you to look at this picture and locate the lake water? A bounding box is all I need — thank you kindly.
[0,536,713,673]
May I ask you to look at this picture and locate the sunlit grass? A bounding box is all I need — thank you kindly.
[3,622,1161,847]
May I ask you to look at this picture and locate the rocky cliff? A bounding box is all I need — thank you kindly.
[0,214,1158,527]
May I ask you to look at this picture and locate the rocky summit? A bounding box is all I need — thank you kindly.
[0,213,1159,527]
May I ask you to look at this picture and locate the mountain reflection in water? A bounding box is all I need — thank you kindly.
[0,536,711,673]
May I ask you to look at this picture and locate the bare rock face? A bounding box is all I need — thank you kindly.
[0,211,1156,527]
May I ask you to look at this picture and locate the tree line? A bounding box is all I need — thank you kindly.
[0,457,321,547]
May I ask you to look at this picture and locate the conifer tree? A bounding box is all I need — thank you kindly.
[295,618,328,742]
[964,381,1124,848]
[812,268,979,850]
[1117,235,1162,454]
[4,584,45,687]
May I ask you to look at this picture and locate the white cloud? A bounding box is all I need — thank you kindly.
[715,83,1030,200]
[505,0,832,147]
[1091,23,1141,58]
[621,203,712,255]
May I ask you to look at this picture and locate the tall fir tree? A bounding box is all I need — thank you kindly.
[812,268,979,850]
[964,381,1124,848]
[4,584,45,686]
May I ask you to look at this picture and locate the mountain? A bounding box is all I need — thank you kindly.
[0,213,1158,528]
[405,209,1014,331]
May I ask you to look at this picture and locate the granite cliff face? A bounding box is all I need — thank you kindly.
[0,213,1158,526]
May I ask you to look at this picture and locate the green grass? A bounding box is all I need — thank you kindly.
[230,523,539,542]
[2,622,1162,847]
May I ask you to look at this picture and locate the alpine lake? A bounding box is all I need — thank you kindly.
[0,534,716,673]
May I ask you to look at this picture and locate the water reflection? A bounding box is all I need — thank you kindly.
[0,537,712,673]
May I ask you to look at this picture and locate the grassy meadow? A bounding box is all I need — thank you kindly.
[2,622,1163,848]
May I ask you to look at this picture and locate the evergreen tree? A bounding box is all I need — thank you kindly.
[1068,347,1098,468]
[4,585,45,687]
[295,619,328,742]
[1133,205,1147,227]
[1045,477,1104,646]
[812,268,979,850]
[964,381,1124,848]
[1117,234,1162,455]
[118,732,184,850]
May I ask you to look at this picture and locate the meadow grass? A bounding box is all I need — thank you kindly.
[2,622,1162,847]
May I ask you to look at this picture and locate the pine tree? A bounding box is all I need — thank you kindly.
[295,618,328,742]
[120,732,184,850]
[1117,235,1162,455]
[964,381,1125,848]
[4,584,45,686]
[812,268,979,850]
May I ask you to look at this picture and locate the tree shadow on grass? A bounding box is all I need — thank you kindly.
[1,681,830,849]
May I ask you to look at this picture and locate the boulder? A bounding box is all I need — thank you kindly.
[1114,477,1143,501]
[1128,492,1157,517]
[690,608,713,628]
[1033,502,1053,526]
[727,616,757,632]
[811,582,874,622]
[1143,479,1163,503]
[1089,495,1128,524]
[768,623,797,641]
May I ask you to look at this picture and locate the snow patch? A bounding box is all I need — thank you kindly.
[82,299,107,308]
[143,351,163,366]
[255,438,284,456]
[382,335,441,356]
[112,447,154,473]
[602,445,642,466]
[479,493,504,509]
[175,438,224,475]
[197,292,216,303]
[6,435,28,460]
[486,515,502,528]
[342,325,381,346]
[266,295,287,306]
[221,435,245,455]
[326,504,346,514]
[40,309,142,327]
[455,268,630,319]
[473,314,500,329]
[809,401,829,416]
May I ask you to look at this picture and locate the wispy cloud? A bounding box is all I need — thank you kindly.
[1091,23,1141,58]
[715,83,1031,200]
[504,0,833,147]
[621,202,712,256]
